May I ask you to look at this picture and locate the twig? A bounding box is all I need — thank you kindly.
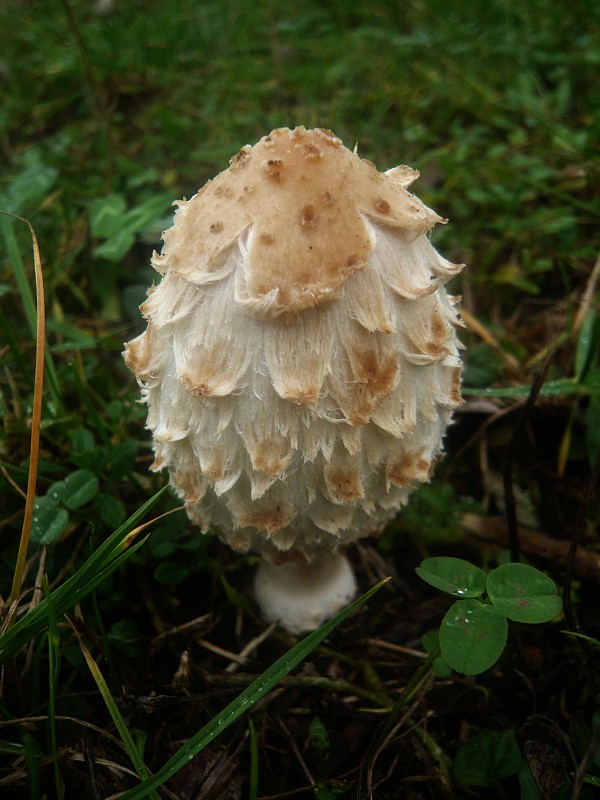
[567,719,600,800]
[563,447,600,676]
[196,638,249,665]
[460,514,600,578]
[502,349,554,562]
[366,639,428,660]
[226,622,277,672]
[572,251,600,337]
[277,717,316,790]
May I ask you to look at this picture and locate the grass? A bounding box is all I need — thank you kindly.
[1,0,599,797]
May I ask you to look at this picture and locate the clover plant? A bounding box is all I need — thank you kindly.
[417,557,562,675]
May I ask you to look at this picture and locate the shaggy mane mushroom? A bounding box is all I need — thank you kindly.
[124,126,465,633]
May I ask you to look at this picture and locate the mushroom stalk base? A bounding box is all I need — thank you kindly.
[253,553,357,634]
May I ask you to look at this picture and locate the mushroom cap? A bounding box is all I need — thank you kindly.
[124,127,465,564]
[152,126,448,317]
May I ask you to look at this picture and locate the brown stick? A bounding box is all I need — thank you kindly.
[460,513,600,578]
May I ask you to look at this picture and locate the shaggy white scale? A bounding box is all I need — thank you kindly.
[124,126,465,632]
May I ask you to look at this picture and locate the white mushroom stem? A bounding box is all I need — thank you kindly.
[253,554,357,635]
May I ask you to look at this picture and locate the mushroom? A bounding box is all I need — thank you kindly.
[124,126,464,634]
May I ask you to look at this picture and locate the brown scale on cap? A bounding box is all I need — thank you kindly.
[153,126,442,316]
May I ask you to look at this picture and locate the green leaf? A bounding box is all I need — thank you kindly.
[220,572,250,610]
[89,194,128,238]
[30,500,69,545]
[70,427,95,453]
[108,619,141,657]
[60,469,99,509]
[439,599,507,675]
[90,194,171,262]
[43,482,65,506]
[107,440,139,483]
[121,194,171,235]
[415,557,486,597]
[421,629,452,676]
[454,729,522,787]
[518,759,546,800]
[93,228,136,262]
[154,561,191,585]
[95,492,127,530]
[487,563,562,623]
[1,147,58,214]
[308,716,330,754]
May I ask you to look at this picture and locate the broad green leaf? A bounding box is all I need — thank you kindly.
[487,563,562,623]
[1,147,58,214]
[93,228,136,262]
[43,482,65,506]
[416,557,486,597]
[108,619,142,657]
[90,194,170,261]
[421,629,452,676]
[121,194,171,234]
[518,759,546,800]
[454,729,521,787]
[89,194,128,238]
[70,427,95,453]
[439,599,507,675]
[30,501,69,545]
[60,469,99,509]
[154,561,191,585]
[95,492,127,530]
[107,440,139,483]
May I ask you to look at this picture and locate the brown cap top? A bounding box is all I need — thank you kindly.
[153,127,443,314]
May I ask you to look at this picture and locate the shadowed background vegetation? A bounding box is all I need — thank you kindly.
[1,0,599,798]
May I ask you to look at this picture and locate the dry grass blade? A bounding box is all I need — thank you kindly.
[1,212,46,611]
[573,251,600,337]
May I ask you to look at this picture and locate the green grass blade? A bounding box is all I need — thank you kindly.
[0,535,150,664]
[0,487,170,663]
[117,578,389,800]
[0,215,36,334]
[72,622,159,798]
[462,378,580,399]
[44,580,64,800]
[23,732,42,800]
